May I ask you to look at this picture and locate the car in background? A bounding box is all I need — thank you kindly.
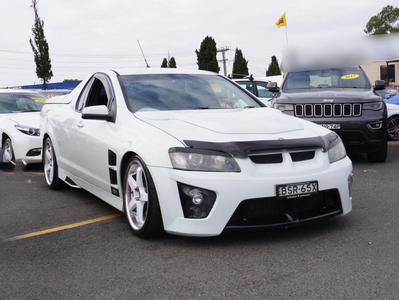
[386,103,399,140]
[233,75,283,105]
[268,66,388,162]
[375,86,398,99]
[29,89,72,98]
[0,89,45,165]
[40,68,353,238]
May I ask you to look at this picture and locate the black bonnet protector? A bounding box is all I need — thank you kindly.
[184,132,340,158]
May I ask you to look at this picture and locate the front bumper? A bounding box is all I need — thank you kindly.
[149,153,353,237]
[305,116,386,153]
[10,134,42,165]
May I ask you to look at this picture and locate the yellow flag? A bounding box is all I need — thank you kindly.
[275,13,287,28]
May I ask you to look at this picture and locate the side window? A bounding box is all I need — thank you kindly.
[85,79,109,107]
[256,82,277,98]
[237,82,254,93]
[75,76,110,112]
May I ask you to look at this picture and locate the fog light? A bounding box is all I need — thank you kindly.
[178,183,216,218]
[26,148,42,157]
[367,121,383,130]
[189,189,204,205]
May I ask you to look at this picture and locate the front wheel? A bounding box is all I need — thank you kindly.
[123,155,163,238]
[43,137,63,189]
[367,137,388,163]
[2,138,16,165]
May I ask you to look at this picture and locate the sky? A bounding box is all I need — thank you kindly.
[0,0,395,88]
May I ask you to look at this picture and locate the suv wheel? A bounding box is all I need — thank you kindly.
[367,137,388,163]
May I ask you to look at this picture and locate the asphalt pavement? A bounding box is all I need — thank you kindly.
[1,143,399,299]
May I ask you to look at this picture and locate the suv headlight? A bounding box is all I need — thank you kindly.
[169,148,241,172]
[363,102,384,110]
[15,125,40,136]
[323,133,347,163]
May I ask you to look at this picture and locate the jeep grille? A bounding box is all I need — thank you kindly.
[295,103,362,117]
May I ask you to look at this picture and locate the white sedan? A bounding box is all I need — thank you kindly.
[40,69,353,238]
[0,89,46,165]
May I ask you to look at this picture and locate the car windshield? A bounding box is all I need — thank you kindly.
[0,92,46,113]
[119,74,263,112]
[283,66,371,90]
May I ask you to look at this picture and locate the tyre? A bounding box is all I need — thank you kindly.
[123,155,163,238]
[387,115,399,141]
[2,138,16,165]
[367,136,388,163]
[43,137,63,189]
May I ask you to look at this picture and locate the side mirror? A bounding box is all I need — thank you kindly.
[82,105,112,121]
[267,81,280,92]
[374,80,386,90]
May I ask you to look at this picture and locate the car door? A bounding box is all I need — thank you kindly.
[73,73,119,193]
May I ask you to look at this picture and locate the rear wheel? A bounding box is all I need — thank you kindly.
[123,155,163,238]
[2,138,16,165]
[387,115,399,141]
[43,137,63,189]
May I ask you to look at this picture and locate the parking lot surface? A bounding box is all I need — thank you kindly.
[1,143,399,299]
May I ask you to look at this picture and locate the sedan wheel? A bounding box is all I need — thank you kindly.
[2,138,16,165]
[123,156,163,238]
[387,116,399,141]
[43,138,63,189]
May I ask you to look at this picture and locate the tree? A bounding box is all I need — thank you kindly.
[364,5,399,35]
[168,57,177,68]
[161,56,177,68]
[161,58,168,68]
[266,55,282,76]
[195,36,220,73]
[231,48,249,79]
[29,0,53,90]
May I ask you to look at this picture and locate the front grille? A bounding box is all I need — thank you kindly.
[249,149,316,164]
[226,189,342,228]
[295,103,362,117]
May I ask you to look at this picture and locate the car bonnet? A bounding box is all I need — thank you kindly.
[2,112,41,127]
[134,108,323,142]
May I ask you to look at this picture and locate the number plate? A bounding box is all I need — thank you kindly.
[320,124,340,129]
[276,181,318,199]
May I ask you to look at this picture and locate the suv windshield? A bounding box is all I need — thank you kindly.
[283,66,371,90]
[119,74,263,112]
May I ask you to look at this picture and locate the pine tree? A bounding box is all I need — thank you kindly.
[195,36,220,73]
[161,58,168,68]
[29,0,53,90]
[168,57,177,68]
[231,48,249,79]
[266,55,282,76]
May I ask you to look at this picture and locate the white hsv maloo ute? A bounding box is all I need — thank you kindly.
[40,69,353,238]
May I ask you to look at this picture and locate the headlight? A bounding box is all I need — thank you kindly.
[363,102,384,110]
[323,133,347,163]
[273,103,294,115]
[15,125,40,136]
[169,148,241,172]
